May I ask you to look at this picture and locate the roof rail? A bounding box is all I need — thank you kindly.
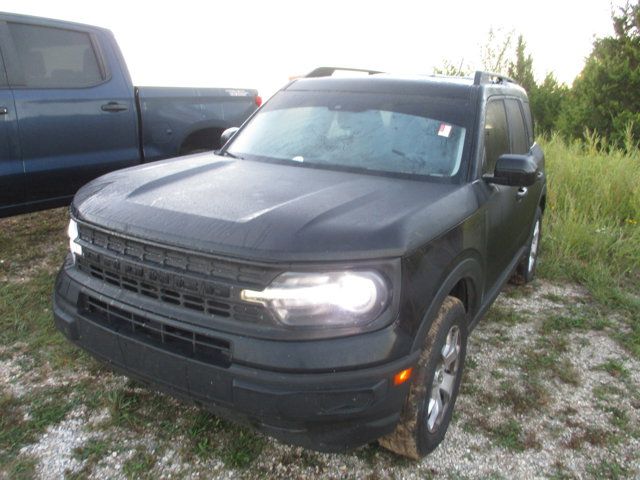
[305,67,383,78]
[473,71,516,86]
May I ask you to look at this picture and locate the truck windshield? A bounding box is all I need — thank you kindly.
[227,90,471,179]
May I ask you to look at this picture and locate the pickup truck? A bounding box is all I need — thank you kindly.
[0,12,260,217]
[55,68,546,459]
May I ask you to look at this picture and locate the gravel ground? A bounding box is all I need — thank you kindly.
[2,280,639,479]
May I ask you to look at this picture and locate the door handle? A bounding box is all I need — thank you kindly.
[0,107,8,115]
[101,102,128,112]
[516,187,528,199]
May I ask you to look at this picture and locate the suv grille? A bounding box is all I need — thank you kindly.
[75,223,277,324]
[82,295,231,367]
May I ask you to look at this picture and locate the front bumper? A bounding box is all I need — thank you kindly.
[53,263,417,451]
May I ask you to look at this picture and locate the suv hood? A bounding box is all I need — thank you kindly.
[73,154,478,262]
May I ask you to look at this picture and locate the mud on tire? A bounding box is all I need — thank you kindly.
[378,296,467,459]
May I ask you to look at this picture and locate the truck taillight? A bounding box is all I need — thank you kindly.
[255,95,262,107]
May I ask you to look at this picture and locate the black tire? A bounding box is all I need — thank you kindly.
[511,206,543,285]
[378,296,467,459]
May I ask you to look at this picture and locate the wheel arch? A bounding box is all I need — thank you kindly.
[178,126,226,154]
[410,255,483,352]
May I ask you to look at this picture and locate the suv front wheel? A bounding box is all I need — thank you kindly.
[378,296,467,459]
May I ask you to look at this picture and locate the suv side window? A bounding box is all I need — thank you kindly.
[505,99,529,154]
[521,100,534,145]
[483,99,509,174]
[8,23,103,88]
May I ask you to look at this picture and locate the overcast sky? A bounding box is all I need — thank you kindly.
[2,0,625,98]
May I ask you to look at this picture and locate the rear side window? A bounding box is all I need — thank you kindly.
[484,100,509,174]
[505,99,530,154]
[8,23,103,88]
[522,100,534,143]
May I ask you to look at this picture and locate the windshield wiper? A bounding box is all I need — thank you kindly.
[220,151,243,159]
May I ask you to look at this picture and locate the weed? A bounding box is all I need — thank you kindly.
[490,419,527,452]
[542,292,565,304]
[593,383,625,402]
[486,305,524,325]
[565,427,611,449]
[540,314,586,333]
[604,406,630,431]
[73,438,112,462]
[123,446,156,479]
[597,359,630,379]
[499,379,549,414]
[220,429,266,469]
[3,456,37,480]
[586,459,628,479]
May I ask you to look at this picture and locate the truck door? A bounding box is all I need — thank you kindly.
[0,47,23,212]
[2,20,138,203]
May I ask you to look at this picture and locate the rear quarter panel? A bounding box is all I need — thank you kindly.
[137,86,258,161]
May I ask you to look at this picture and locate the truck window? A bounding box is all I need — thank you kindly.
[483,99,509,174]
[8,23,103,88]
[505,99,530,154]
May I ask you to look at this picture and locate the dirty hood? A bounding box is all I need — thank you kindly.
[72,154,478,262]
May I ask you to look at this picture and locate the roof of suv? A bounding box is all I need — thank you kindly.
[286,70,527,100]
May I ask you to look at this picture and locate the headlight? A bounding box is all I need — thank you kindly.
[67,219,83,259]
[241,271,389,327]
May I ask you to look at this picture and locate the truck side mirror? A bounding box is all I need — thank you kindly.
[220,127,240,147]
[484,153,538,187]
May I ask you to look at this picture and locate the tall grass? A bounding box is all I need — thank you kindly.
[539,134,640,354]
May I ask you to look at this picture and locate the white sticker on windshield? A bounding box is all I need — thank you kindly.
[292,156,304,162]
[438,123,452,138]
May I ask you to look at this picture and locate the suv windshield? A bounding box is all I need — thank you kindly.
[227,90,471,179]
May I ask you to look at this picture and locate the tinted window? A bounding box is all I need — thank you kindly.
[8,23,103,88]
[228,90,471,179]
[484,100,509,173]
[522,100,534,143]
[505,99,529,154]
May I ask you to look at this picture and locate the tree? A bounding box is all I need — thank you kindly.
[508,35,536,94]
[557,1,640,147]
[433,29,513,77]
[433,59,470,77]
[480,28,514,74]
[529,73,569,134]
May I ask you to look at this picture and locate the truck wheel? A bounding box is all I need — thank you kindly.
[378,296,467,459]
[511,207,542,285]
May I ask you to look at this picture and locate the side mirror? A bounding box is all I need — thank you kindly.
[220,127,239,147]
[484,153,538,187]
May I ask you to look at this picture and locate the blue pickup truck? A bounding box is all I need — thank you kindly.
[0,13,260,217]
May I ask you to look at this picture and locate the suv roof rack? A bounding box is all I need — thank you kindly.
[473,71,516,86]
[305,67,383,78]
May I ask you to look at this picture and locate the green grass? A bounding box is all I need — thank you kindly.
[0,386,80,469]
[485,305,525,325]
[491,419,525,451]
[597,359,630,379]
[73,438,112,462]
[184,411,266,468]
[539,135,640,356]
[0,208,68,277]
[587,459,629,479]
[123,447,156,479]
[3,456,36,480]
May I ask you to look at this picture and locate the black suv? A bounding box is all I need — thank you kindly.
[54,68,545,459]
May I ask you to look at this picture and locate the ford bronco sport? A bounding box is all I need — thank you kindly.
[54,67,546,459]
